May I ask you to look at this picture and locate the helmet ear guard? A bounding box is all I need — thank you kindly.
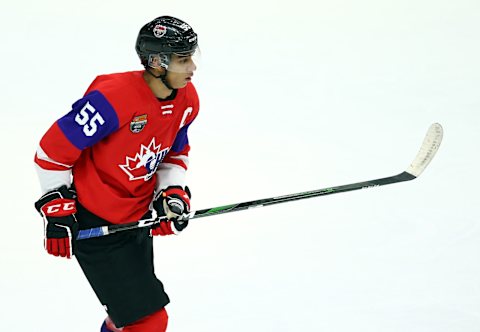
[147,54,170,70]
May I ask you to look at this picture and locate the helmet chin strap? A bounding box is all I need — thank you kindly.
[145,67,174,90]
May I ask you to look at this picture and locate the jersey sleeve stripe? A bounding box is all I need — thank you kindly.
[34,154,71,171]
[163,155,189,169]
[35,145,73,169]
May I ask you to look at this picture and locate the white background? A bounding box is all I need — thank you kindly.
[1,0,479,331]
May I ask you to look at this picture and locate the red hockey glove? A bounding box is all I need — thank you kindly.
[151,186,191,236]
[34,186,78,258]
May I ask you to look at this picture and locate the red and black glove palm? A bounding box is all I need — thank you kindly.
[151,186,191,236]
[34,186,78,258]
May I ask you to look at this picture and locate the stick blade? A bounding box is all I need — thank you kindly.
[406,123,443,177]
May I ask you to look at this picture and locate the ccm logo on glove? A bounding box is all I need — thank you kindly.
[41,199,77,217]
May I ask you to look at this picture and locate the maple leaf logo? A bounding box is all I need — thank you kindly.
[119,137,169,181]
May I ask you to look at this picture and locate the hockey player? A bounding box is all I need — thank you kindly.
[34,16,200,332]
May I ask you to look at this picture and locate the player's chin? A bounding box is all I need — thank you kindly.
[175,79,190,88]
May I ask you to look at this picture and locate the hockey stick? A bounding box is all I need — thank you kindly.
[77,123,443,240]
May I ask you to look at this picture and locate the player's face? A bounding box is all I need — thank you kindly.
[166,54,197,88]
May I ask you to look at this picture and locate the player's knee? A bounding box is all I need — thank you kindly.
[123,307,168,332]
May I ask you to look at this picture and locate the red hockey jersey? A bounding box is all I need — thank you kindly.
[34,71,199,224]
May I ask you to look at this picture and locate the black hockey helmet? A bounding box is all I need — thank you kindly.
[135,16,198,70]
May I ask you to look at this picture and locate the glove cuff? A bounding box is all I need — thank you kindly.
[35,185,77,217]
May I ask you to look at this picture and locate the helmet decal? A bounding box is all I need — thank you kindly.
[178,23,191,31]
[153,24,167,38]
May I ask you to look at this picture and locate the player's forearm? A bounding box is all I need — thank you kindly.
[34,139,76,193]
[34,164,72,194]
[155,163,187,191]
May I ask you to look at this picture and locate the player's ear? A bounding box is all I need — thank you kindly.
[150,66,166,76]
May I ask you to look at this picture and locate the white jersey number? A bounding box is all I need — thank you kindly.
[75,102,106,137]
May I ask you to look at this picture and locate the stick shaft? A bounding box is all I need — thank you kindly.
[76,123,443,241]
[77,171,414,240]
